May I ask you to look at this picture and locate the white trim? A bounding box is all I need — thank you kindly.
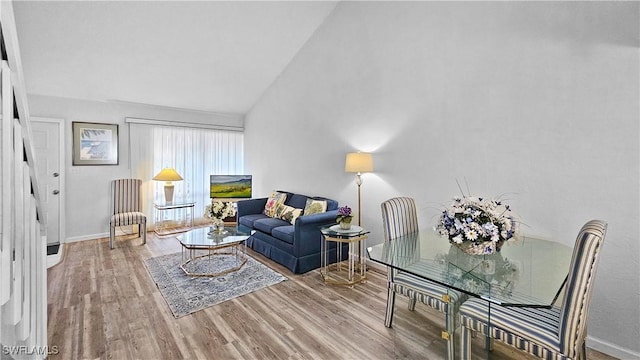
[125,117,244,131]
[109,99,244,118]
[367,260,387,274]
[587,336,640,360]
[31,117,66,245]
[66,233,109,243]
[66,225,139,243]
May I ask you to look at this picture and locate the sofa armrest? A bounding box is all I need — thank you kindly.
[294,210,339,257]
[237,197,268,218]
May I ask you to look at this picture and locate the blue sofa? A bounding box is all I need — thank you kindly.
[237,191,347,274]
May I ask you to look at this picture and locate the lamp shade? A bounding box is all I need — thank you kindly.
[345,152,373,173]
[152,168,183,182]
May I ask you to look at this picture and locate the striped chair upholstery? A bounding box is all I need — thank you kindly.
[109,179,147,249]
[381,197,465,360]
[458,220,607,360]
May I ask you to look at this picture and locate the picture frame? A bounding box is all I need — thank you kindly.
[72,122,119,166]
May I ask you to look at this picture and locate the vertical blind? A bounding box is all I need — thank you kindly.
[129,124,244,225]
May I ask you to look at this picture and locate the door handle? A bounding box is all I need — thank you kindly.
[52,190,60,195]
[53,172,59,177]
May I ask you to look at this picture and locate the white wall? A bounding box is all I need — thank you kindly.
[244,2,639,358]
[28,94,243,241]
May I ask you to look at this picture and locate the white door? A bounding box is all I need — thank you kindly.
[31,118,65,245]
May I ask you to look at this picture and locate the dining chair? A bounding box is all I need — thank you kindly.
[381,197,465,360]
[458,220,608,360]
[109,178,147,249]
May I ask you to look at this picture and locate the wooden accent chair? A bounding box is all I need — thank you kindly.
[381,197,465,360]
[109,178,147,249]
[458,220,607,360]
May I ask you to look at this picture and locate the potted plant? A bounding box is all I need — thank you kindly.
[336,205,353,230]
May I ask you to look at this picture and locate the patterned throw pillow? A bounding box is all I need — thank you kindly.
[274,204,303,225]
[303,198,327,215]
[264,191,287,217]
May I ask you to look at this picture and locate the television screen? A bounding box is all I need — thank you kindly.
[210,175,252,198]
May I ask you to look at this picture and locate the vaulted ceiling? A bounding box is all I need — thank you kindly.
[12,1,337,114]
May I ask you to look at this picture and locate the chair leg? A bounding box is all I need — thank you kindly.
[384,287,396,328]
[407,296,417,311]
[140,222,147,245]
[579,339,587,360]
[109,223,115,249]
[461,324,472,360]
[445,306,455,360]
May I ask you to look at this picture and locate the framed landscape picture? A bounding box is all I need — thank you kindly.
[72,122,119,165]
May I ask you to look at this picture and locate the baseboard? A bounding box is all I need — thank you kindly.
[65,226,142,243]
[588,335,640,360]
[66,233,109,243]
[367,259,387,274]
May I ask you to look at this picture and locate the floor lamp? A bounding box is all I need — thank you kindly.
[345,152,374,226]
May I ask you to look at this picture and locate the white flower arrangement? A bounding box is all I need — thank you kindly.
[204,200,236,222]
[436,196,518,255]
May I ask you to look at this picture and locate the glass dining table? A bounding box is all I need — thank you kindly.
[367,230,573,358]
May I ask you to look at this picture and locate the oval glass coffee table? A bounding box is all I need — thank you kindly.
[177,225,253,277]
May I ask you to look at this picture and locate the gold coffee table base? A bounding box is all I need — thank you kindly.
[180,249,247,277]
[177,227,252,277]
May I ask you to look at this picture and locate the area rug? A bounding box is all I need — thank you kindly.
[144,252,287,318]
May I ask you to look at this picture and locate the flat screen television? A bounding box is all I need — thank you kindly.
[210,175,252,198]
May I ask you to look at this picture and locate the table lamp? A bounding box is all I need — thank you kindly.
[345,152,373,225]
[153,168,183,204]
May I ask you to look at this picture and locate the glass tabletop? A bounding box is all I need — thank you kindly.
[320,225,370,238]
[177,225,252,249]
[367,230,573,307]
[154,201,196,210]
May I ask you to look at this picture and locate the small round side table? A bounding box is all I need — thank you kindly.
[320,225,369,287]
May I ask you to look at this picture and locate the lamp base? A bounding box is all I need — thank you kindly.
[164,183,175,204]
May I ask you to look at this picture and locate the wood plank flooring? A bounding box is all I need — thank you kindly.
[47,230,617,360]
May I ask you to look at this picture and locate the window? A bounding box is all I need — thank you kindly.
[130,123,244,225]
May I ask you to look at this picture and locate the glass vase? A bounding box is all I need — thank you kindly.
[209,219,226,234]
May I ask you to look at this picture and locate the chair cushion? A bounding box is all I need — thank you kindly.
[110,212,146,227]
[393,271,462,312]
[459,297,562,354]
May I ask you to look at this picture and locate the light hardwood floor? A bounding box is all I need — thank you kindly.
[47,230,617,360]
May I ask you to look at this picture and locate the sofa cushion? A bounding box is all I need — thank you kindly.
[272,225,295,244]
[264,191,287,217]
[274,204,303,225]
[254,217,291,235]
[303,198,327,215]
[287,194,310,209]
[238,213,268,228]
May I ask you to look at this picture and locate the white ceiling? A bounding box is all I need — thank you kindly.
[12,1,337,114]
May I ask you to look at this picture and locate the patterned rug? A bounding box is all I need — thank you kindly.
[144,252,287,318]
